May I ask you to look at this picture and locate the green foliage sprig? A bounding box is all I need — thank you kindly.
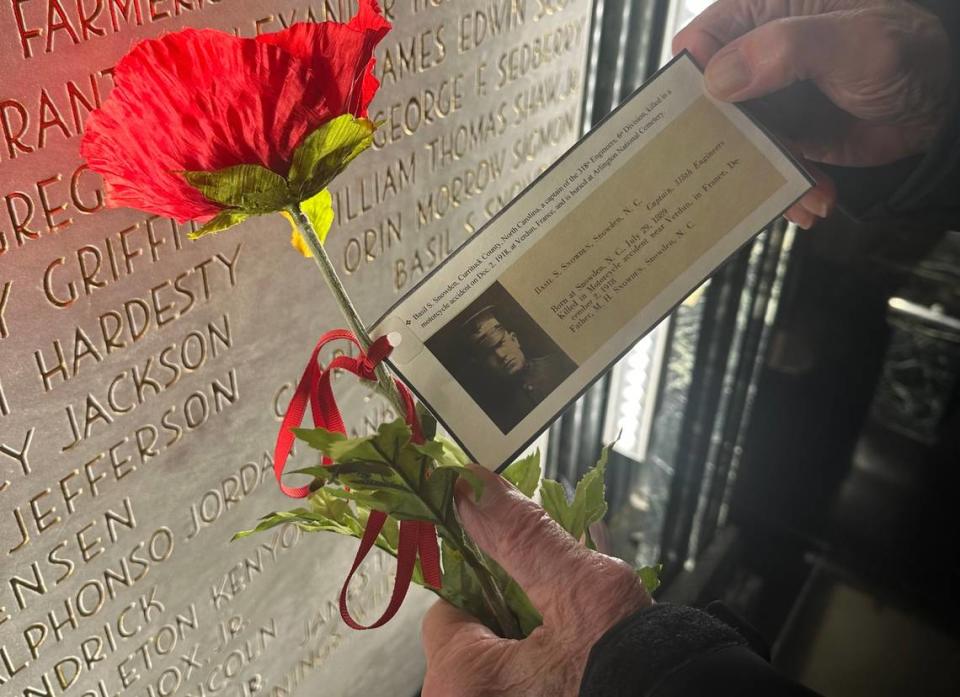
[236,419,661,637]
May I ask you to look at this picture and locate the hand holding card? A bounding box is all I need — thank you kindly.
[375,53,813,468]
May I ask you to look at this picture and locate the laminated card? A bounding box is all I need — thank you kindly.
[374,53,813,468]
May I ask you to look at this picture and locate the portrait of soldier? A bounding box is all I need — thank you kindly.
[427,283,577,434]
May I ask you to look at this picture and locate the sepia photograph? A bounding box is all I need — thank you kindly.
[425,282,578,434]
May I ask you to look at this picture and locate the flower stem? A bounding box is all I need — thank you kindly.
[458,533,524,639]
[289,203,521,639]
[287,203,406,417]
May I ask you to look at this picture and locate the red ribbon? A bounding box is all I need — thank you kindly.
[273,329,442,629]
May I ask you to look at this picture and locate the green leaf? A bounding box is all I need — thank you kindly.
[295,419,471,526]
[503,578,543,635]
[188,210,251,239]
[412,441,484,502]
[410,439,448,465]
[636,564,662,594]
[436,541,494,627]
[574,443,611,543]
[501,450,541,497]
[540,479,574,530]
[293,426,389,464]
[298,188,335,246]
[434,436,470,467]
[539,443,611,545]
[288,115,376,199]
[291,461,397,482]
[360,506,400,555]
[233,488,399,557]
[416,403,439,441]
[183,164,290,213]
[231,505,358,540]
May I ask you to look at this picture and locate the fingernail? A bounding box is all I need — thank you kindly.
[809,193,830,218]
[809,189,833,218]
[455,464,497,511]
[705,50,751,97]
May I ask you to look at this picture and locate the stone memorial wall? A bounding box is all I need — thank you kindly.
[0,1,590,695]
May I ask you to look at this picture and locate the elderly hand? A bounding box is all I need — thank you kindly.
[674,0,953,228]
[420,466,652,697]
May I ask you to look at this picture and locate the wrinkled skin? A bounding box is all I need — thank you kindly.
[673,0,952,229]
[421,466,652,697]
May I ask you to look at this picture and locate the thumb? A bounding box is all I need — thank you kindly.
[422,599,499,661]
[456,465,594,619]
[703,14,850,101]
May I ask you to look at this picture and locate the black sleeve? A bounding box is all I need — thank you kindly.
[578,603,822,697]
[824,0,960,228]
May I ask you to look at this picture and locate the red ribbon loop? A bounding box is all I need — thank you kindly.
[273,330,442,630]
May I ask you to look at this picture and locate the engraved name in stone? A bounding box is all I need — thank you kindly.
[0,0,591,694]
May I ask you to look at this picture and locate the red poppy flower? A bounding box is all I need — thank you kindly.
[81,0,390,224]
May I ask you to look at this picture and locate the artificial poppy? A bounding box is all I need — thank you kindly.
[81,0,390,232]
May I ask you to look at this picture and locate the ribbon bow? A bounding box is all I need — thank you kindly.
[273,329,442,629]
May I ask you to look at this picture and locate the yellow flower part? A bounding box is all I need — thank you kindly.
[283,189,335,258]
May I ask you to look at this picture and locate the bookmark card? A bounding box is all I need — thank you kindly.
[373,53,813,468]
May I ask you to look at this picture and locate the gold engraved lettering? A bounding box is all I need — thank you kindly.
[0,279,11,339]
[332,151,415,223]
[59,470,84,514]
[17,527,174,665]
[7,496,135,577]
[273,383,292,418]
[37,247,240,392]
[412,0,451,13]
[0,641,28,676]
[209,526,301,611]
[72,587,166,677]
[340,211,402,275]
[0,374,9,417]
[0,2,590,693]
[0,72,113,157]
[8,0,221,60]
[424,105,508,172]
[9,370,239,560]
[8,562,48,615]
[39,234,235,315]
[185,455,272,541]
[270,633,343,695]
[511,66,580,126]
[198,618,276,691]
[0,164,104,256]
[36,175,72,231]
[458,0,527,54]
[311,0,351,23]
[0,428,34,489]
[534,0,575,21]
[253,14,275,34]
[4,190,38,250]
[250,1,353,35]
[496,16,586,88]
[475,60,489,96]
[417,151,506,228]
[116,602,199,689]
[511,102,578,168]
[59,321,235,451]
[371,74,465,147]
[299,598,338,646]
[26,489,60,537]
[377,23,447,85]
[71,165,106,213]
[393,228,452,292]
